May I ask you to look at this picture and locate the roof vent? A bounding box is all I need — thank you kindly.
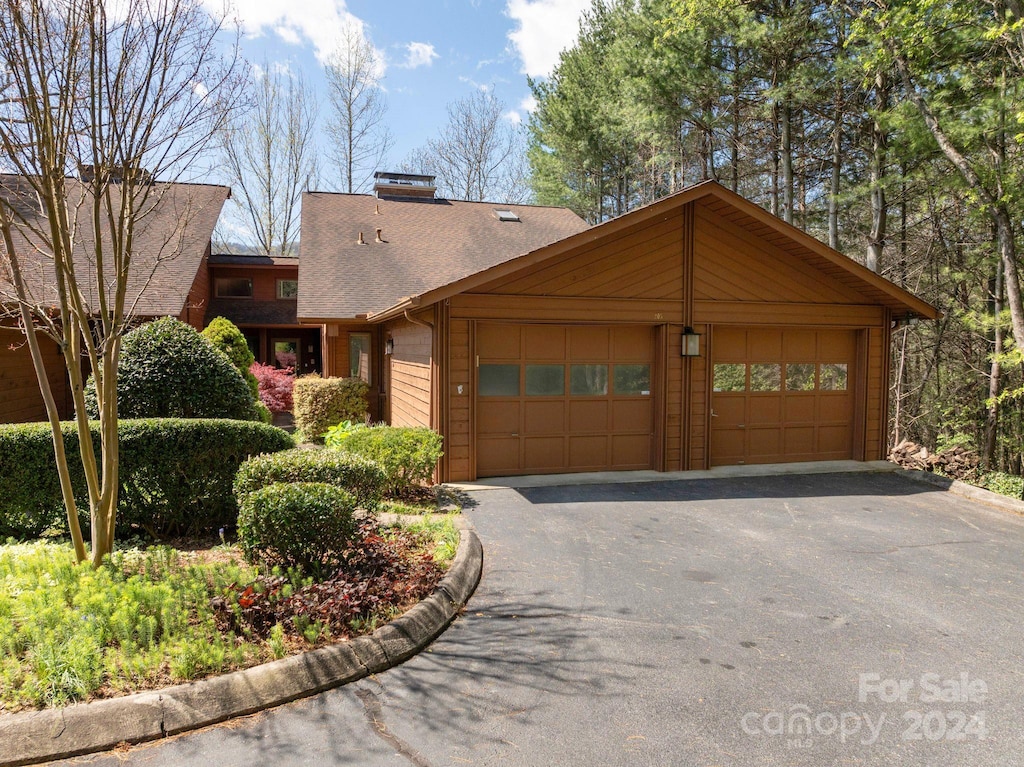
[494,209,520,222]
[374,171,436,200]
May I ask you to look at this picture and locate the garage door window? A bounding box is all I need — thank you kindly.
[713,363,746,392]
[570,364,608,395]
[479,364,520,396]
[525,364,564,396]
[786,363,816,391]
[820,363,848,391]
[613,364,651,395]
[750,363,781,391]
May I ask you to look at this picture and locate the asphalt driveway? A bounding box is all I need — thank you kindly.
[57,472,1024,766]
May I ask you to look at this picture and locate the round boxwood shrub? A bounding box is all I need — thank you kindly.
[202,316,259,399]
[234,448,386,511]
[85,317,258,420]
[238,482,358,576]
[335,426,443,497]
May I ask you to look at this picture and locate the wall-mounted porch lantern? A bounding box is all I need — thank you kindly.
[385,338,395,355]
[892,313,919,328]
[681,327,701,357]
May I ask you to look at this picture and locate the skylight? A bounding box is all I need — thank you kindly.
[494,209,520,222]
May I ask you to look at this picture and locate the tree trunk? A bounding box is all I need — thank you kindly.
[984,264,1003,471]
[781,100,793,224]
[866,74,888,273]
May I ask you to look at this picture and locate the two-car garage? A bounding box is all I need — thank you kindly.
[353,181,938,482]
[473,321,860,476]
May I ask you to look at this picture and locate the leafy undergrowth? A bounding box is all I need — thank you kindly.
[0,518,456,713]
[976,471,1024,501]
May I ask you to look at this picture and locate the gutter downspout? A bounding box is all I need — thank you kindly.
[403,308,433,329]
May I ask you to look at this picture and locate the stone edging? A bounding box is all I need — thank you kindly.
[895,467,1024,517]
[0,515,483,767]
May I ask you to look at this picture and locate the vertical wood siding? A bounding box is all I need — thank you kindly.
[180,250,210,329]
[387,319,432,428]
[0,329,70,422]
[447,319,472,480]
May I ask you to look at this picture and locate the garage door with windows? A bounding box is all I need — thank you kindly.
[476,323,654,477]
[710,327,855,466]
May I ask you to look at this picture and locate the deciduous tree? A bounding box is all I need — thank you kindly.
[0,0,243,564]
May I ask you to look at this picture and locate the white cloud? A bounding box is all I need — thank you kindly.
[210,0,380,66]
[520,94,538,113]
[458,76,491,92]
[401,42,438,69]
[506,0,590,77]
[504,110,522,125]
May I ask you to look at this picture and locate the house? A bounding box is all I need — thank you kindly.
[0,176,230,422]
[203,254,321,375]
[298,173,939,482]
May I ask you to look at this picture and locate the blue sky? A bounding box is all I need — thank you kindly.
[208,0,592,183]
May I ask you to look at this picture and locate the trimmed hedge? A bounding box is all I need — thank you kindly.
[334,426,443,496]
[237,482,358,576]
[0,419,294,540]
[85,317,259,421]
[293,376,369,442]
[234,448,386,511]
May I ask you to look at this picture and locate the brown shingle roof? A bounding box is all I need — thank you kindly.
[208,254,299,267]
[296,192,588,320]
[0,175,228,317]
[205,299,299,327]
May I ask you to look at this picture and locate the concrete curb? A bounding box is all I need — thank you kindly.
[895,467,1024,517]
[0,516,482,767]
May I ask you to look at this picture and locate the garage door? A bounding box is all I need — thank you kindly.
[710,328,855,466]
[476,324,654,477]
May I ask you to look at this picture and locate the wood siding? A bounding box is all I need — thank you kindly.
[693,203,870,305]
[0,329,70,422]
[210,264,298,303]
[387,318,432,429]
[448,319,473,480]
[180,248,210,329]
[475,211,685,300]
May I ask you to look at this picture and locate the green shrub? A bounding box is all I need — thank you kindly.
[334,426,443,496]
[84,317,259,421]
[234,448,386,511]
[323,419,368,447]
[0,420,294,540]
[202,316,259,399]
[237,483,358,576]
[292,376,369,442]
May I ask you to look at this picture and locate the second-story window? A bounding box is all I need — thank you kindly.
[277,279,298,299]
[214,277,253,298]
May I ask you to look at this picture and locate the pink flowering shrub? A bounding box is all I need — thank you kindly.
[251,362,294,414]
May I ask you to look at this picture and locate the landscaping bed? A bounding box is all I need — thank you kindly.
[0,516,457,713]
